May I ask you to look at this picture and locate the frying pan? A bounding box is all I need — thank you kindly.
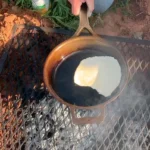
[44,4,129,125]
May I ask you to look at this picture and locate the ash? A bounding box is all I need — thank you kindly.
[23,73,150,150]
[23,94,90,150]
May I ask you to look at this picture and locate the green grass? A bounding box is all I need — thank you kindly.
[15,0,32,9]
[13,0,131,29]
[44,0,79,30]
[14,0,79,30]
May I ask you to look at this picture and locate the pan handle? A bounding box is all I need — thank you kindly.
[73,3,97,37]
[70,105,105,125]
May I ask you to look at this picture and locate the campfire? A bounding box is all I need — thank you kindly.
[0,25,150,149]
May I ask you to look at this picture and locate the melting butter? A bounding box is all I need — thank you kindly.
[74,56,121,97]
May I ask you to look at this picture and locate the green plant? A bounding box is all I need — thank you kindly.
[44,0,79,30]
[15,0,32,9]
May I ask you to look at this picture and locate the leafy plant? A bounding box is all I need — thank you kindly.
[44,0,79,30]
[15,0,32,9]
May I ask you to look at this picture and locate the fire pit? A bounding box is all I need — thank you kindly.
[0,25,150,150]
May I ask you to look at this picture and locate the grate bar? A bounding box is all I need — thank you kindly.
[0,25,150,150]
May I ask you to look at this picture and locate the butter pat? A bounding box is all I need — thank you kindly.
[74,56,121,97]
[74,65,99,87]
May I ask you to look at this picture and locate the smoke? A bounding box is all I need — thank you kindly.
[76,72,150,150]
[24,72,150,150]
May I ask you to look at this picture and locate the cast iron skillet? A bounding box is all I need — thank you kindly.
[44,4,129,125]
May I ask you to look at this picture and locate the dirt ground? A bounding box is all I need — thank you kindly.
[0,1,150,149]
[0,1,52,54]
[0,0,150,55]
[94,0,150,38]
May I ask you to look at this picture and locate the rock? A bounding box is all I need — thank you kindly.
[133,32,143,40]
[4,13,8,16]
[41,18,52,27]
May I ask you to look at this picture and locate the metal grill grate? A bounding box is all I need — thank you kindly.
[0,25,150,150]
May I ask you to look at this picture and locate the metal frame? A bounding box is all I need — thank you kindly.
[0,25,150,150]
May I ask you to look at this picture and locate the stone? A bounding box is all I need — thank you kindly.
[133,32,143,40]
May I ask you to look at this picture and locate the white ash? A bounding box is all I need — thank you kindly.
[23,73,150,150]
[23,95,90,150]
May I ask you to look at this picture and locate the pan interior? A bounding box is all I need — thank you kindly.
[52,47,125,107]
